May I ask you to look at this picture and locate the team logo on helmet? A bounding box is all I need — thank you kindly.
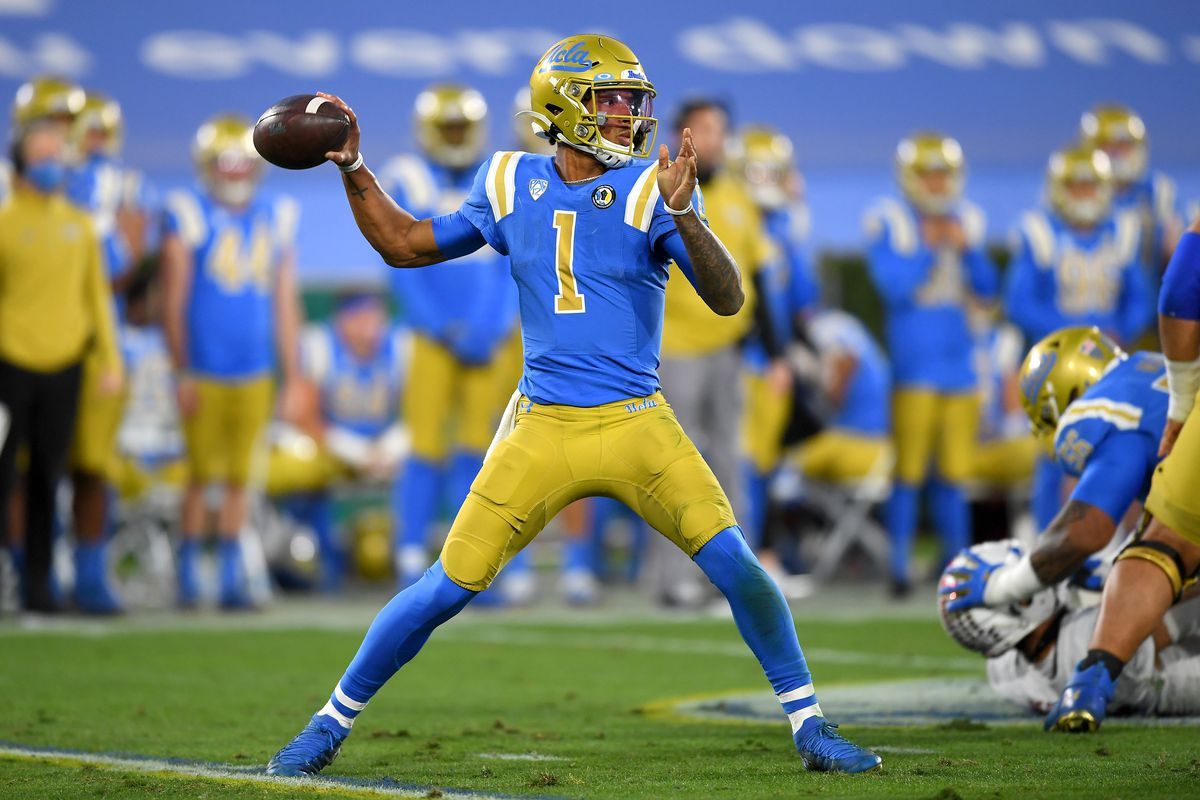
[592,184,615,209]
[529,178,548,201]
[538,41,595,73]
[1020,350,1056,407]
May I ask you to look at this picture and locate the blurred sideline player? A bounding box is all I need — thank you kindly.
[864,132,999,596]
[941,540,1200,719]
[1031,218,1200,732]
[726,124,820,554]
[969,318,1038,490]
[63,89,144,613]
[269,292,408,590]
[161,113,303,609]
[0,81,122,612]
[268,34,880,776]
[1081,104,1182,271]
[1006,143,1153,534]
[654,98,779,607]
[377,85,524,595]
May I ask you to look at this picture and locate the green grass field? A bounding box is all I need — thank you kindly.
[1,591,1198,800]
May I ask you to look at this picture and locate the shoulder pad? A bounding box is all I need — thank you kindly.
[624,161,661,232]
[484,151,524,223]
[300,324,333,383]
[164,188,207,248]
[957,200,986,248]
[273,194,300,247]
[1112,209,1142,264]
[1152,171,1178,224]
[1017,209,1056,268]
[863,197,918,256]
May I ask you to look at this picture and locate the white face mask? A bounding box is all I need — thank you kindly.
[210,177,257,208]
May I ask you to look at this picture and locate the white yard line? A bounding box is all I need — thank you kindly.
[0,742,540,799]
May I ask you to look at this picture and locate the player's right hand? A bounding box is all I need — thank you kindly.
[938,550,1000,612]
[1160,418,1185,458]
[315,91,361,168]
[176,376,200,418]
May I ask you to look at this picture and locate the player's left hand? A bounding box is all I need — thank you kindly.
[1159,418,1185,458]
[657,128,697,214]
[938,550,1001,612]
[278,378,310,427]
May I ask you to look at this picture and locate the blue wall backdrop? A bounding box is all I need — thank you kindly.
[2,0,1198,281]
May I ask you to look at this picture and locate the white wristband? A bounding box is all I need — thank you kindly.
[1165,356,1200,423]
[338,152,364,173]
[664,201,693,216]
[982,554,1044,606]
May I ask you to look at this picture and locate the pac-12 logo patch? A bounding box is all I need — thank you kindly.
[592,184,615,209]
[529,178,548,201]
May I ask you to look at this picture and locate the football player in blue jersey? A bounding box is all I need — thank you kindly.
[377,85,524,593]
[727,125,819,557]
[161,114,303,609]
[938,326,1172,728]
[1006,143,1155,536]
[1081,105,1182,271]
[864,132,1000,596]
[267,34,880,777]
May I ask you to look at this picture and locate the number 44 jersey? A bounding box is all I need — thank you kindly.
[457,152,704,407]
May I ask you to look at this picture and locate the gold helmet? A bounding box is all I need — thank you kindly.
[511,87,554,154]
[525,34,656,167]
[1018,326,1123,442]
[192,113,261,208]
[1081,104,1147,185]
[11,75,85,132]
[414,83,488,169]
[896,131,965,216]
[1046,143,1113,228]
[727,124,795,211]
[71,89,123,157]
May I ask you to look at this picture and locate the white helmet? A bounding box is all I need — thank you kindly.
[938,540,1061,658]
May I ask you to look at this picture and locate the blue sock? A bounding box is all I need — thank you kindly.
[398,458,442,552]
[308,493,343,590]
[177,539,200,603]
[447,451,484,510]
[929,478,970,568]
[694,526,821,734]
[743,463,769,552]
[886,482,919,584]
[1031,456,1064,533]
[319,560,475,733]
[562,534,593,575]
[73,542,103,589]
[218,537,243,599]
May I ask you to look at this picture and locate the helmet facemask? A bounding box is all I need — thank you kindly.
[1047,147,1114,229]
[537,78,657,167]
[203,148,261,209]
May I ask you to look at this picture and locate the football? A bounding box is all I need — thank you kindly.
[253,94,350,170]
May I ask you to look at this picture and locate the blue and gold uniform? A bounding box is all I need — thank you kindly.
[1049,352,1167,521]
[971,324,1039,487]
[163,186,297,485]
[863,192,999,585]
[422,149,733,591]
[379,152,519,582]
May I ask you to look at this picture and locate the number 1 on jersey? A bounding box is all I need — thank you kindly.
[553,210,586,314]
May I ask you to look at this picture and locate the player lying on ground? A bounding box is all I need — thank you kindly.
[941,540,1200,718]
[266,34,880,777]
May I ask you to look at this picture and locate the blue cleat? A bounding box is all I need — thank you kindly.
[793,716,882,773]
[1044,662,1115,732]
[266,715,348,777]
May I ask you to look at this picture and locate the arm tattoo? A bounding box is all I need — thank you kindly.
[1030,500,1105,584]
[347,177,368,200]
[676,212,744,315]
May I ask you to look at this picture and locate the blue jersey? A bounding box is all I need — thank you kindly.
[67,154,133,285]
[807,310,891,435]
[743,204,819,372]
[1006,208,1153,346]
[163,187,297,379]
[380,155,517,362]
[301,323,406,438]
[1113,170,1181,268]
[451,151,705,406]
[1052,352,1167,523]
[117,324,183,464]
[863,197,999,392]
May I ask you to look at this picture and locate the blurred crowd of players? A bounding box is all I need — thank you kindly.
[0,73,1194,616]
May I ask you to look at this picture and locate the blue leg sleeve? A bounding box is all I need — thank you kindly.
[337,560,476,703]
[397,457,442,550]
[693,527,818,717]
[1031,455,1064,533]
[886,482,919,583]
[929,478,970,569]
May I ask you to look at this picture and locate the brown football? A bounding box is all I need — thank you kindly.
[253,94,350,170]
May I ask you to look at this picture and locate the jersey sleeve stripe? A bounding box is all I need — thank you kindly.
[165,190,207,248]
[487,151,520,222]
[880,198,917,256]
[485,152,506,222]
[501,151,523,220]
[625,163,659,232]
[1020,210,1055,267]
[1054,400,1143,445]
